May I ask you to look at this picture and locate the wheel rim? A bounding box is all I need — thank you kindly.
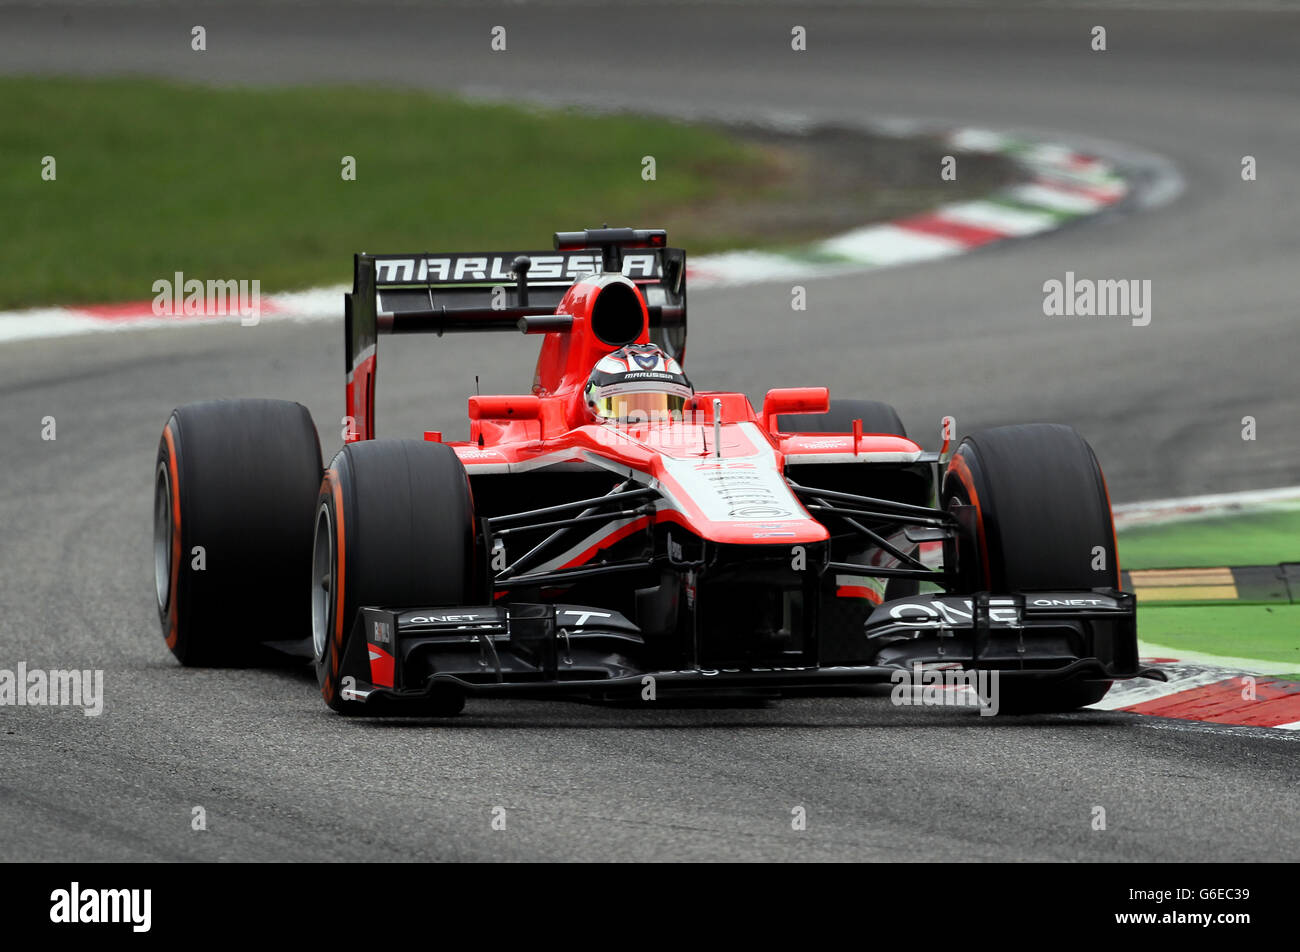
[153,462,172,613]
[310,502,334,663]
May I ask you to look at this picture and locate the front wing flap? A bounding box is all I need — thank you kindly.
[864,588,1160,681]
[335,587,1160,708]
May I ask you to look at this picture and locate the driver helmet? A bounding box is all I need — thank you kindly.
[584,343,692,424]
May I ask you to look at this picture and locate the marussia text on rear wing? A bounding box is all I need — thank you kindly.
[343,228,686,440]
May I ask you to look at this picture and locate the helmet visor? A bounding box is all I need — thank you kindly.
[591,391,687,423]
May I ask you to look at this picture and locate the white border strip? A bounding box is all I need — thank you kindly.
[1113,485,1300,530]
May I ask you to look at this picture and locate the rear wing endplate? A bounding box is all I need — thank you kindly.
[343,233,687,441]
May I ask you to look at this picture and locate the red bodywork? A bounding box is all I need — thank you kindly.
[348,272,924,548]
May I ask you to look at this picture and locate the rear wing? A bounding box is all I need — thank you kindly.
[343,228,687,441]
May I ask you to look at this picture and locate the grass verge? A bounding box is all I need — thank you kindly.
[0,77,1018,308]
[1138,605,1300,677]
[1117,509,1300,570]
[1118,508,1297,673]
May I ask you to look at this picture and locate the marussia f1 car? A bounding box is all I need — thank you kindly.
[153,227,1159,716]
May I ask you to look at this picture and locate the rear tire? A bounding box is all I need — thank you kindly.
[941,423,1118,712]
[154,399,322,666]
[313,440,479,714]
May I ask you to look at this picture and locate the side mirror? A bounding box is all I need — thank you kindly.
[468,395,542,421]
[761,387,829,433]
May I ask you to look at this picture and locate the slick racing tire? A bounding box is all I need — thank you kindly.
[941,423,1119,712]
[154,399,323,666]
[778,398,907,439]
[313,440,479,715]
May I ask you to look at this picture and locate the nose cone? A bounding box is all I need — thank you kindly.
[649,420,830,545]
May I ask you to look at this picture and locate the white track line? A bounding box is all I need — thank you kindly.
[1113,485,1300,529]
[818,224,965,264]
[1136,642,1298,677]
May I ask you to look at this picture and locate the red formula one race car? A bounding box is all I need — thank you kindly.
[152,228,1159,716]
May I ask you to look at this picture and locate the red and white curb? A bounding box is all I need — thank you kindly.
[1093,654,1300,730]
[691,128,1128,287]
[0,287,343,345]
[0,127,1129,346]
[1101,485,1300,730]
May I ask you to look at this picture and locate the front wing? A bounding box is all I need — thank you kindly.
[335,589,1162,707]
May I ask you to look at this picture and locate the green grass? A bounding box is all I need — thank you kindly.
[1117,509,1300,570]
[0,77,783,308]
[1138,604,1300,676]
[1117,509,1298,672]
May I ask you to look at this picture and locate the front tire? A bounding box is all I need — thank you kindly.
[941,423,1119,712]
[313,440,479,714]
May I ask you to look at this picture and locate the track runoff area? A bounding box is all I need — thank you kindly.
[1088,487,1299,730]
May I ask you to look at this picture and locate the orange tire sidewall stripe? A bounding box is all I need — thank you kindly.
[947,452,991,590]
[322,468,347,699]
[162,424,182,650]
[1099,468,1121,585]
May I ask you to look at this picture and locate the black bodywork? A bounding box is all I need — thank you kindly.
[337,464,1156,707]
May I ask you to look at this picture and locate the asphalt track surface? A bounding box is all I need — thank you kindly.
[1,3,1297,862]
